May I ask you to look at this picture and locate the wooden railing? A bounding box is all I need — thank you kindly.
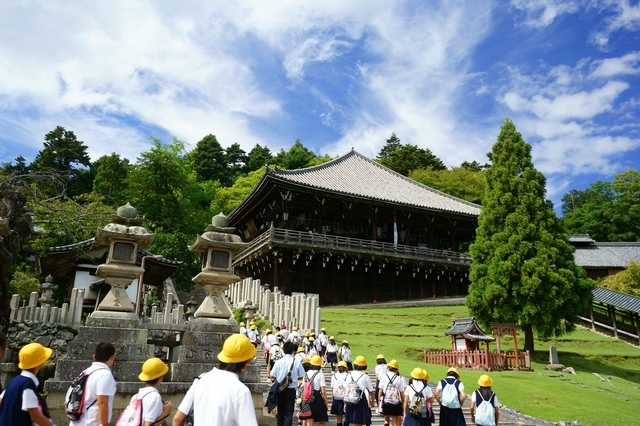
[233,226,472,266]
[423,349,532,371]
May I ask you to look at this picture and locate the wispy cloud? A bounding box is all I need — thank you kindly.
[591,0,640,47]
[510,0,580,28]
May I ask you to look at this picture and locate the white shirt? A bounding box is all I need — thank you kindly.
[471,390,500,407]
[318,333,329,346]
[304,369,326,391]
[70,362,117,426]
[347,371,374,403]
[379,371,406,394]
[176,374,203,417]
[239,326,247,336]
[375,363,387,379]
[326,343,338,354]
[435,377,465,394]
[340,346,351,362]
[280,329,290,340]
[0,370,41,424]
[288,331,300,343]
[193,368,258,426]
[269,345,283,361]
[129,387,163,423]
[406,381,434,401]
[331,371,349,397]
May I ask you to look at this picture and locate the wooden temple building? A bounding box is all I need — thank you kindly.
[227,150,481,306]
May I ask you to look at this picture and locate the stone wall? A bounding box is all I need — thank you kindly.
[0,320,78,389]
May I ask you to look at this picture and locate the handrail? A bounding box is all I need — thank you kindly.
[234,227,471,265]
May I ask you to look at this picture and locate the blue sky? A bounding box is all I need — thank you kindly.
[1,0,639,210]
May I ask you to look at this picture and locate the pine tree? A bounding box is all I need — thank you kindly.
[467,118,594,353]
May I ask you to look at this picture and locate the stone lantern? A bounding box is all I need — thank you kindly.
[93,203,155,318]
[188,212,248,321]
[39,274,58,308]
[184,296,198,321]
[244,301,256,322]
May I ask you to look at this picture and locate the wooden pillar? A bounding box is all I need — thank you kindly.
[512,329,520,370]
[590,306,596,330]
[609,305,618,338]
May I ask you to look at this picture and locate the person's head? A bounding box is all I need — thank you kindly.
[308,336,315,343]
[302,357,311,371]
[283,341,297,355]
[239,322,245,327]
[337,360,348,373]
[250,325,256,330]
[410,367,427,385]
[0,331,6,361]
[297,346,305,354]
[266,329,272,335]
[217,334,257,374]
[275,326,280,332]
[446,367,460,379]
[18,342,52,373]
[342,340,349,347]
[310,355,322,370]
[329,336,335,343]
[139,357,169,387]
[94,342,116,367]
[478,374,493,389]
[376,354,386,365]
[387,359,399,373]
[353,355,367,371]
[320,327,326,334]
[292,326,298,332]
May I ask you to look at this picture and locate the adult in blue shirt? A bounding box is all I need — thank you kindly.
[269,341,305,426]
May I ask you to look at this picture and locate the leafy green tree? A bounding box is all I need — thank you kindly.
[467,118,594,353]
[92,153,131,205]
[28,193,114,254]
[600,261,640,296]
[9,263,41,303]
[561,169,640,242]
[245,144,273,172]
[377,133,402,162]
[189,134,230,185]
[460,160,490,172]
[147,231,201,291]
[410,167,485,204]
[225,143,248,182]
[1,156,30,176]
[210,167,265,215]
[274,140,318,170]
[126,137,214,235]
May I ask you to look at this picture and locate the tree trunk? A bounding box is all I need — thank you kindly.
[523,323,535,353]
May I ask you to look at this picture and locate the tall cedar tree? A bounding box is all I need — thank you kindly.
[468,118,594,353]
[190,134,230,185]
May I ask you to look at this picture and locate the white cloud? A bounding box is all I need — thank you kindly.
[510,0,580,28]
[591,0,640,47]
[590,51,640,77]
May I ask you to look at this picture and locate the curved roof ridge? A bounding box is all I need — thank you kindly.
[269,149,480,214]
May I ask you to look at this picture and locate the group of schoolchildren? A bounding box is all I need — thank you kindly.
[0,327,500,426]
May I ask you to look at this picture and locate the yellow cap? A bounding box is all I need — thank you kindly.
[302,356,311,363]
[308,336,315,342]
[342,340,348,345]
[422,369,430,381]
[337,360,348,370]
[320,327,326,331]
[217,334,257,363]
[354,356,367,367]
[410,367,425,379]
[376,354,385,360]
[250,320,255,325]
[18,343,53,370]
[447,367,460,378]
[478,374,493,387]
[266,329,271,334]
[293,327,298,331]
[240,322,245,326]
[138,357,169,381]
[297,346,305,353]
[387,359,400,370]
[329,336,335,340]
[305,331,311,337]
[310,355,323,366]
[250,325,256,330]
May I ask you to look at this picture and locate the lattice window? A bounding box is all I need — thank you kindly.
[113,242,134,260]
[209,250,229,268]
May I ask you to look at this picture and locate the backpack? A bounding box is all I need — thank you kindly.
[408,383,428,419]
[440,377,461,409]
[474,390,496,426]
[65,368,108,421]
[298,371,319,417]
[332,373,346,400]
[115,392,150,426]
[343,372,366,405]
[382,373,402,405]
[271,347,283,361]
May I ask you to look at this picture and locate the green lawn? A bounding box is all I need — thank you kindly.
[321,305,640,426]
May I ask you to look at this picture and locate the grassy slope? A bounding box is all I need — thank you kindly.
[321,305,640,426]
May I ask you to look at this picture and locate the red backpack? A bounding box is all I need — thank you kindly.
[115,392,150,426]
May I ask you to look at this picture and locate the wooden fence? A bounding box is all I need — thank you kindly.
[423,349,532,371]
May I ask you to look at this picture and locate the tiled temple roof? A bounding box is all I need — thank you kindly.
[444,317,495,341]
[593,287,640,314]
[266,150,481,216]
[573,242,640,268]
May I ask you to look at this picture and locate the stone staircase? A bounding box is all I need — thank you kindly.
[257,349,552,426]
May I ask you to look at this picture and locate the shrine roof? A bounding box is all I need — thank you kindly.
[593,286,640,314]
[445,317,495,341]
[573,242,640,268]
[237,150,481,217]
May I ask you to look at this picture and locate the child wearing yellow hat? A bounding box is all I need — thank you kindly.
[403,368,435,426]
[435,367,467,426]
[117,357,173,425]
[0,342,54,426]
[344,356,375,426]
[379,359,405,426]
[301,355,328,424]
[330,360,349,426]
[469,374,499,426]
